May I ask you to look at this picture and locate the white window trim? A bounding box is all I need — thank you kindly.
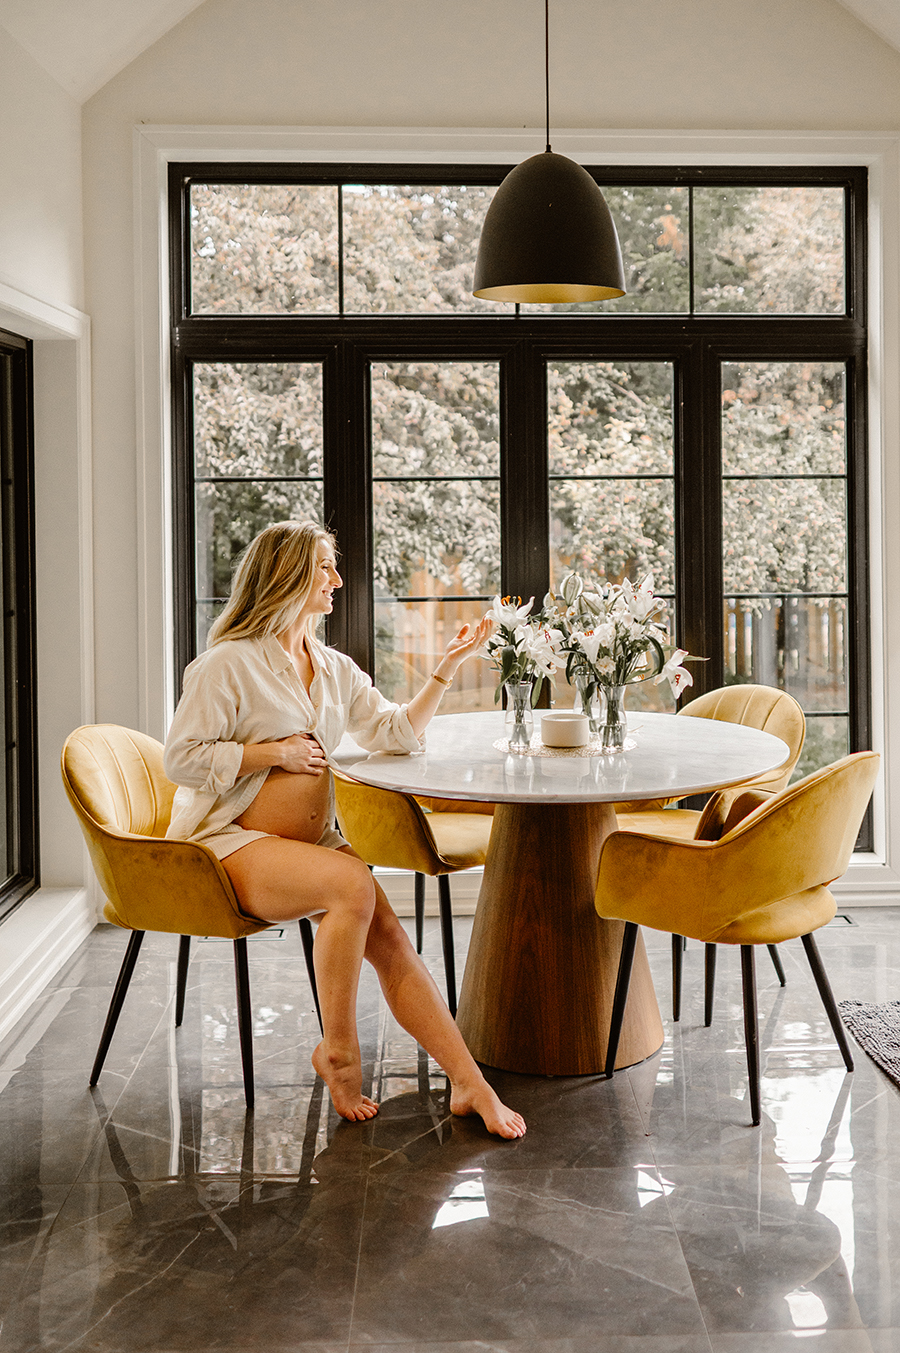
[134,125,900,902]
[0,282,95,1041]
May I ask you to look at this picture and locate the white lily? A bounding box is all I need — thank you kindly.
[520,629,560,677]
[560,573,583,607]
[580,590,605,618]
[595,620,615,649]
[489,594,534,628]
[655,649,694,697]
[620,575,659,624]
[573,629,606,667]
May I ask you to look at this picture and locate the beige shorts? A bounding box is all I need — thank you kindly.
[200,820,349,861]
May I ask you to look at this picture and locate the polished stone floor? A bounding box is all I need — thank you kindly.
[2,905,900,1352]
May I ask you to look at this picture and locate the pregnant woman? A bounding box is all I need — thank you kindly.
[164,520,525,1138]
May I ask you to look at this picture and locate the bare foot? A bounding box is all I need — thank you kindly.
[450,1077,526,1139]
[312,1041,379,1122]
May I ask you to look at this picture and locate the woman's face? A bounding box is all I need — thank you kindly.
[306,542,342,615]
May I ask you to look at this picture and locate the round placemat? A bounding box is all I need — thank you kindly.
[491,735,638,757]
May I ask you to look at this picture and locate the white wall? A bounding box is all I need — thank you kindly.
[0,25,93,1028]
[0,23,89,887]
[0,26,82,311]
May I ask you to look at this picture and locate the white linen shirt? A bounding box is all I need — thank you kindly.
[164,633,422,846]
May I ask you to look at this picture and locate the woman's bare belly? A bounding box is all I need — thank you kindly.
[235,767,332,843]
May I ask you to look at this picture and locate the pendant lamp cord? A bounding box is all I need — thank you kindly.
[544,0,551,153]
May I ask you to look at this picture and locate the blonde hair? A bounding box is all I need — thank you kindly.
[208,520,337,647]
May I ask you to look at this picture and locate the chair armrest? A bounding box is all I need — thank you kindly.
[694,788,774,841]
[79,823,268,938]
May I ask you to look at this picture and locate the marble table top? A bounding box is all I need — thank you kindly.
[335,709,790,805]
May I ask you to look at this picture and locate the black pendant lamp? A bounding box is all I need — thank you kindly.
[473,0,626,304]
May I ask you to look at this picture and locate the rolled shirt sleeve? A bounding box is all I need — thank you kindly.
[344,664,424,755]
[163,673,246,794]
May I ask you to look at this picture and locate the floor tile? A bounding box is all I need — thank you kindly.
[0,1184,70,1327]
[709,1334,881,1351]
[659,1161,860,1334]
[355,1340,711,1352]
[0,1167,367,1350]
[350,1165,707,1344]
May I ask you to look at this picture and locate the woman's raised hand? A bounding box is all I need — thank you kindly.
[441,616,496,674]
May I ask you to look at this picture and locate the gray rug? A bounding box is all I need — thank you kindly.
[838,999,900,1088]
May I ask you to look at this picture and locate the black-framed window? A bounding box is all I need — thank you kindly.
[169,162,870,841]
[0,329,39,920]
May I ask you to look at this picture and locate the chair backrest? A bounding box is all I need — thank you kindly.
[62,724,176,837]
[680,684,806,794]
[333,770,446,875]
[61,724,264,939]
[614,683,805,816]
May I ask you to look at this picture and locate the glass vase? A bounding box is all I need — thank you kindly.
[599,684,628,753]
[504,678,534,753]
[574,673,601,736]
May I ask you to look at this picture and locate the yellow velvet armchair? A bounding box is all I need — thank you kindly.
[617,684,807,1023]
[595,751,879,1126]
[333,771,492,1016]
[61,724,321,1107]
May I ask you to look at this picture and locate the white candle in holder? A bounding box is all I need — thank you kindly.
[541,711,590,747]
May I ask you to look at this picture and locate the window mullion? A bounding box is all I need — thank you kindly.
[501,341,549,616]
[847,351,871,761]
[172,348,195,689]
[323,341,373,674]
[677,340,725,696]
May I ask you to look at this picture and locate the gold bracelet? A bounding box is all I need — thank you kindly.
[430,670,453,687]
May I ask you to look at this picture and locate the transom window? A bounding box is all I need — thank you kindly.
[170,162,869,837]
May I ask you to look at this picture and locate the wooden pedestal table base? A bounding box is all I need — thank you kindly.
[455,800,664,1076]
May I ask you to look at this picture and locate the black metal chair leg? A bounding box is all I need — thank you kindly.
[606,922,639,1078]
[671,933,684,1021]
[741,945,761,1126]
[437,875,457,1018]
[768,943,787,987]
[298,918,323,1034]
[175,935,191,1027]
[233,939,255,1109]
[414,873,425,953]
[801,932,854,1072]
[704,943,717,1027]
[90,930,146,1085]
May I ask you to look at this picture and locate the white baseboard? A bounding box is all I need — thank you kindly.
[0,887,95,1048]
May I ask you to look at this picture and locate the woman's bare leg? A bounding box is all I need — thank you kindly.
[350,854,525,1139]
[223,837,379,1122]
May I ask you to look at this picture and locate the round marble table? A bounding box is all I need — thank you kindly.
[338,709,790,1076]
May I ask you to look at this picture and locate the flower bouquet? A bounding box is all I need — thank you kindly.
[482,595,563,751]
[547,572,697,752]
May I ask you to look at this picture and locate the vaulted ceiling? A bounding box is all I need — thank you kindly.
[0,0,207,101]
[0,0,897,105]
